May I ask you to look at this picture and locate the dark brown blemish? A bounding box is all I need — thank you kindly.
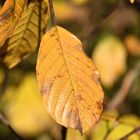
[50,33,55,37]
[96,101,103,110]
[77,95,83,101]
[57,74,63,78]
[75,120,83,134]
[0,7,13,21]
[87,107,90,110]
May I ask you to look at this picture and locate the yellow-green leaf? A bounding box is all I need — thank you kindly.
[2,73,61,137]
[91,120,108,140]
[66,129,86,140]
[36,26,104,134]
[0,0,26,47]
[106,124,139,140]
[0,1,48,68]
[90,112,140,140]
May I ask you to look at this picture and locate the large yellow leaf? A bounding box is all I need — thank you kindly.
[36,26,104,134]
[0,0,26,47]
[0,1,48,68]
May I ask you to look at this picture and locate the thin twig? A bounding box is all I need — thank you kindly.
[119,127,140,140]
[48,0,56,26]
[38,0,42,47]
[107,62,140,110]
[0,113,24,140]
[0,61,9,96]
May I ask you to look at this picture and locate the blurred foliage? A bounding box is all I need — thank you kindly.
[0,0,140,139]
[92,35,127,88]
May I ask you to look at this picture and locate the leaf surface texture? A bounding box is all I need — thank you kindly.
[36,26,104,134]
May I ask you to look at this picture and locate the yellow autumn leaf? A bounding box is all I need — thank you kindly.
[130,0,135,4]
[90,112,140,140]
[91,120,107,140]
[0,0,26,47]
[71,0,87,5]
[2,74,60,137]
[120,115,140,127]
[36,26,104,134]
[0,1,48,68]
[124,35,140,56]
[92,35,127,88]
[106,124,139,140]
[90,111,118,140]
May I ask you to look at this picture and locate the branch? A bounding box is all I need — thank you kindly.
[119,127,140,140]
[38,0,42,47]
[0,113,24,140]
[107,62,140,110]
[0,61,9,96]
[48,0,56,26]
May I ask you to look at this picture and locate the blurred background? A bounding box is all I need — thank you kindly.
[0,0,140,139]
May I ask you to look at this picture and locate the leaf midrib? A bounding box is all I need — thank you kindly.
[54,26,83,131]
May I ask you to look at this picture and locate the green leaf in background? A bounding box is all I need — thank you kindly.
[1,73,61,138]
[66,129,86,140]
[90,112,140,140]
[106,124,139,140]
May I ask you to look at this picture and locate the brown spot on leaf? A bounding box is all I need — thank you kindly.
[0,7,13,21]
[75,44,83,51]
[41,81,53,95]
[96,101,103,110]
[91,71,100,84]
[57,74,63,78]
[50,33,55,37]
[77,94,83,101]
[74,113,83,134]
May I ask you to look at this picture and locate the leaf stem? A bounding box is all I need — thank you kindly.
[107,62,140,110]
[48,0,56,26]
